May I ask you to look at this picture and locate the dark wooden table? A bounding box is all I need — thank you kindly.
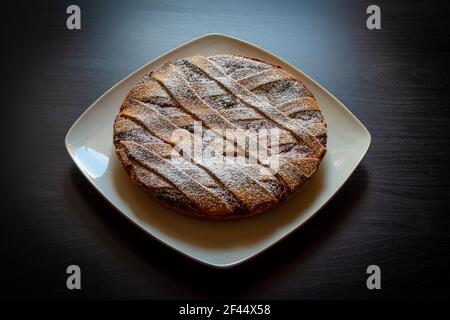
[2,0,449,299]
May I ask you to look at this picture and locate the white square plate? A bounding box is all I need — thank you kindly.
[65,34,370,268]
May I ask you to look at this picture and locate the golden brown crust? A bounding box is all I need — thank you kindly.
[114,54,327,220]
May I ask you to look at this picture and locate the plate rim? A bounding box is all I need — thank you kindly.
[65,33,371,268]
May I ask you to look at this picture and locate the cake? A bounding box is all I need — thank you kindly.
[114,54,327,220]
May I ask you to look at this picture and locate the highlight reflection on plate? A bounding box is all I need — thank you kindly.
[75,146,109,179]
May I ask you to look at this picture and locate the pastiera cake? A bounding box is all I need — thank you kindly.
[114,55,327,220]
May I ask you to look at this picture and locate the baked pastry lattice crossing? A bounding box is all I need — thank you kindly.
[114,55,327,219]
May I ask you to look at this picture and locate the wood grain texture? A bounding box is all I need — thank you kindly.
[1,0,449,299]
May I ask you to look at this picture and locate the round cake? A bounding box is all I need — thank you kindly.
[114,55,327,220]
